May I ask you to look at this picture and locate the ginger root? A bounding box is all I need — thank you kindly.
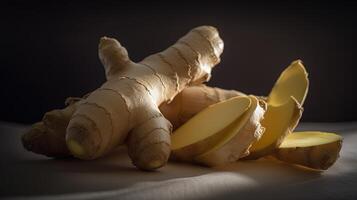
[22,97,81,157]
[21,26,342,171]
[274,131,343,170]
[23,26,224,170]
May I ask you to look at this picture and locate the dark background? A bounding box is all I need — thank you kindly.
[1,1,357,123]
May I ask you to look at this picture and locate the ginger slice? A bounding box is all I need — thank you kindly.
[193,96,265,166]
[268,60,309,106]
[171,96,251,150]
[247,60,308,158]
[274,131,343,170]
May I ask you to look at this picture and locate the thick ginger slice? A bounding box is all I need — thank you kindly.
[171,96,251,150]
[193,96,266,166]
[247,60,309,158]
[160,85,245,129]
[246,96,303,159]
[170,96,253,162]
[274,131,342,170]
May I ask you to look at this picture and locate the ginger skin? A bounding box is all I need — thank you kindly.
[22,97,81,157]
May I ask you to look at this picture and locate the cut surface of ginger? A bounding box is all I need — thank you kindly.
[268,60,309,106]
[194,96,265,166]
[275,131,342,170]
[171,96,251,150]
[248,60,308,158]
[247,96,302,158]
[279,131,342,148]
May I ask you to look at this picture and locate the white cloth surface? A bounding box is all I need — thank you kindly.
[1,121,357,200]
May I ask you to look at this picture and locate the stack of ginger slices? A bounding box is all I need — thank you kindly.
[171,60,342,170]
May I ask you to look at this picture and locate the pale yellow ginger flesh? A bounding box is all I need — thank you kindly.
[67,139,86,156]
[268,60,309,106]
[280,132,342,148]
[171,96,251,150]
[247,60,309,159]
[275,131,343,170]
[247,96,303,159]
[193,96,266,166]
[160,85,245,129]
